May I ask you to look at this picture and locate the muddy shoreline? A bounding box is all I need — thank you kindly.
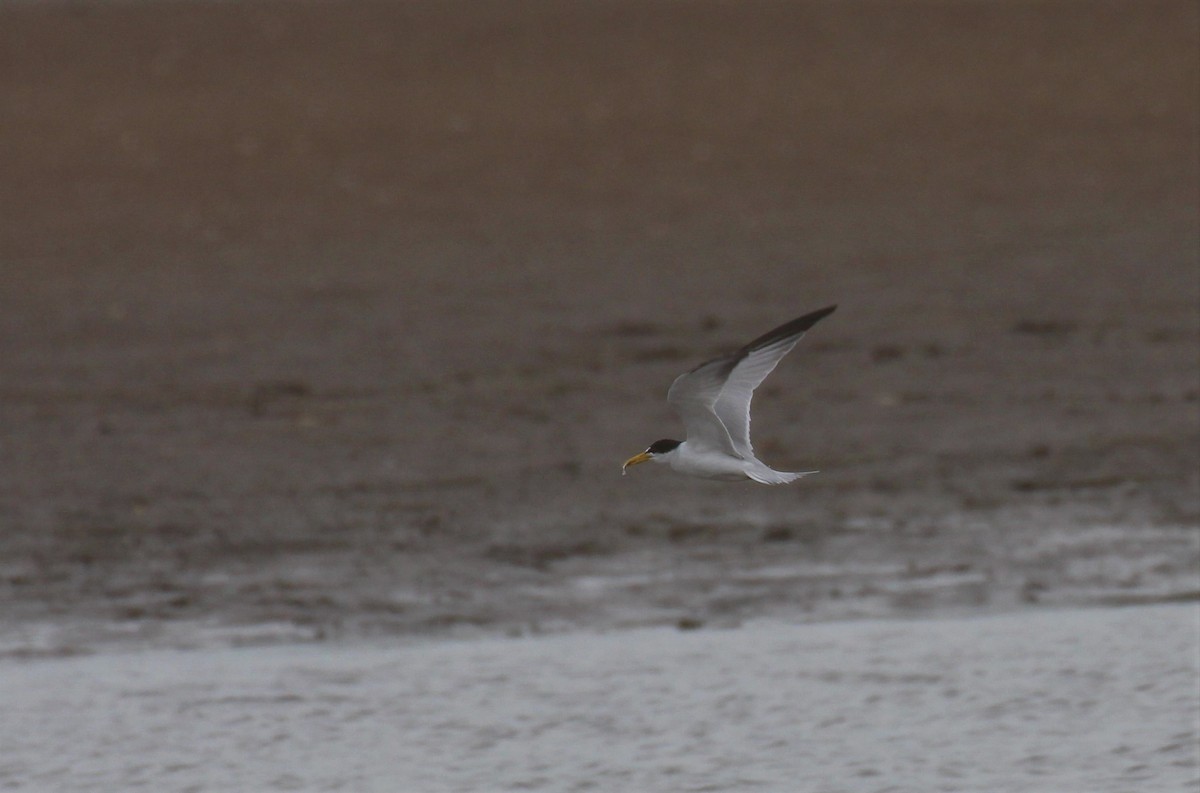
[1,0,1197,653]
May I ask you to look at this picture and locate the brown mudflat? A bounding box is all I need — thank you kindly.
[1,0,1196,650]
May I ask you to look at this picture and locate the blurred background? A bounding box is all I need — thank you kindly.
[1,0,1197,652]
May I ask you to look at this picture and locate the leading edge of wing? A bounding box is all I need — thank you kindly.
[735,305,837,360]
[681,304,838,386]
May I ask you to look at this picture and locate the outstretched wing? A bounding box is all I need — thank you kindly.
[667,355,742,456]
[671,306,837,459]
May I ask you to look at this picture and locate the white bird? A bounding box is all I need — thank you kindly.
[622,305,837,484]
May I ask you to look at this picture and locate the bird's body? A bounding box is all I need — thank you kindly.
[622,305,837,484]
[659,442,806,483]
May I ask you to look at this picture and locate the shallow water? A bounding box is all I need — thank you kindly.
[2,604,1196,792]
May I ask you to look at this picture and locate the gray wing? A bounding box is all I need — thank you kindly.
[667,356,742,456]
[669,306,837,458]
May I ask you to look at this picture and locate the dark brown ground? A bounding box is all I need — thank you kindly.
[1,0,1197,651]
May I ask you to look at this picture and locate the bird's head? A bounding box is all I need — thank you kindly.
[622,439,682,475]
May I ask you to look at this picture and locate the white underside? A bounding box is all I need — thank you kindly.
[657,441,815,485]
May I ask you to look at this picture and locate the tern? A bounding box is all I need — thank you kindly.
[622,305,837,484]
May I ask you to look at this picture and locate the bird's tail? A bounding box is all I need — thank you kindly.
[748,469,818,485]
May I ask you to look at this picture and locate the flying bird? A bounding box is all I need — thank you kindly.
[622,305,837,484]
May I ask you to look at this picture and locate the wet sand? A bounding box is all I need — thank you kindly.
[2,604,1196,792]
[1,0,1198,651]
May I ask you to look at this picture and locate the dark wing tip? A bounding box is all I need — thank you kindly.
[678,304,839,377]
[741,304,838,353]
[796,304,837,330]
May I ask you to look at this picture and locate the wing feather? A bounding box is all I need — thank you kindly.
[668,306,836,458]
[666,359,741,456]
